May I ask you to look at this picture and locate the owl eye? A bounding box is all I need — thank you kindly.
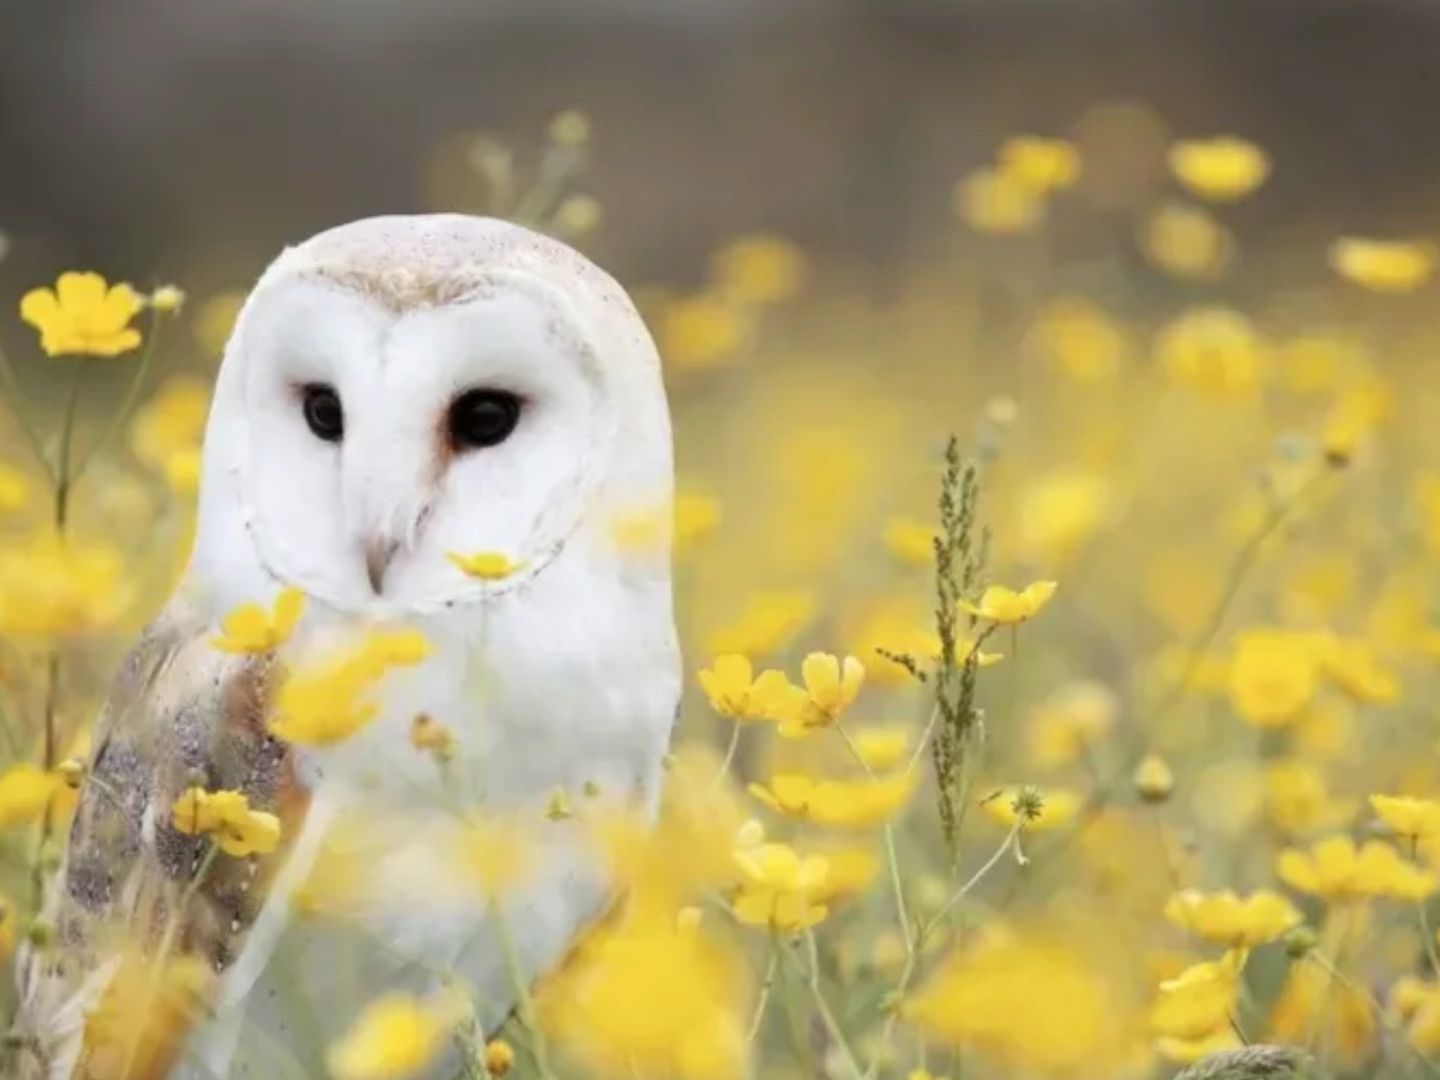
[449,389,522,450]
[301,384,344,442]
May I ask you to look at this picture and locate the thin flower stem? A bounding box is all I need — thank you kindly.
[1419,901,1440,980]
[836,722,913,946]
[514,145,585,226]
[862,822,1021,1080]
[710,723,742,794]
[0,342,56,485]
[1309,949,1440,1077]
[490,902,558,1080]
[746,945,779,1046]
[70,311,162,486]
[781,929,863,1080]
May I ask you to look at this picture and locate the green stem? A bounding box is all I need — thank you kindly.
[490,901,556,1080]
[0,342,56,485]
[709,723,742,794]
[70,312,161,487]
[746,944,779,1046]
[836,722,913,947]
[52,368,83,529]
[783,930,863,1080]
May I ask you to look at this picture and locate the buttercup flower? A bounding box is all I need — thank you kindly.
[1156,308,1266,401]
[709,234,808,305]
[328,990,468,1080]
[20,271,145,358]
[997,135,1082,193]
[1167,136,1270,201]
[270,629,431,746]
[1371,794,1440,841]
[1150,950,1244,1043]
[954,168,1046,235]
[748,772,915,828]
[211,587,305,654]
[1277,834,1436,902]
[960,580,1058,624]
[171,787,281,858]
[0,764,62,830]
[982,786,1079,831]
[731,832,830,932]
[1329,237,1435,293]
[447,551,524,580]
[770,652,865,737]
[1163,888,1302,947]
[1229,628,1317,727]
[697,654,793,722]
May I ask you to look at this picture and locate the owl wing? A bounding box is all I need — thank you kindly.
[13,596,309,1080]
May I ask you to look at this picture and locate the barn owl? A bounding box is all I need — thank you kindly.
[15,215,681,1079]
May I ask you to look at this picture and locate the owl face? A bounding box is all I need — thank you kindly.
[229,266,617,615]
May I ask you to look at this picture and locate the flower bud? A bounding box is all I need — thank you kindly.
[1133,754,1175,803]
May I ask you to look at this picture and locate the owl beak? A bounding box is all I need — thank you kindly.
[364,537,399,594]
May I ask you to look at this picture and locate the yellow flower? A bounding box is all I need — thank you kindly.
[484,1039,515,1077]
[1164,889,1302,948]
[997,135,1082,193]
[1016,472,1110,565]
[851,726,908,771]
[1134,754,1175,803]
[696,654,793,723]
[770,652,865,738]
[709,235,808,306]
[0,764,62,830]
[1371,795,1440,841]
[1167,136,1270,201]
[732,839,829,932]
[536,903,747,1080]
[610,491,721,555]
[1263,760,1353,836]
[662,293,749,369]
[906,927,1147,1073]
[130,377,210,472]
[960,580,1057,624]
[409,713,456,761]
[446,550,523,580]
[211,587,305,654]
[1142,201,1233,281]
[1316,635,1400,703]
[883,516,937,568]
[19,271,145,357]
[748,772,915,828]
[457,815,535,897]
[703,591,814,658]
[1027,680,1117,767]
[148,284,185,313]
[270,629,430,746]
[1025,298,1127,384]
[1156,308,1266,401]
[954,168,1046,235]
[1269,960,1375,1069]
[1329,237,1436,293]
[170,787,281,858]
[84,949,214,1079]
[0,461,33,513]
[0,532,130,638]
[982,786,1079,831]
[328,991,467,1080]
[1228,629,1318,727]
[1150,950,1245,1042]
[1277,835,1436,902]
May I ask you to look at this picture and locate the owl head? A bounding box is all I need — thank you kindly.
[189,215,673,617]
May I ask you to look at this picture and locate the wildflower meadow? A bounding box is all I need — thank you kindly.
[2,103,1440,1080]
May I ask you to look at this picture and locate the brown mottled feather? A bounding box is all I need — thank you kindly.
[12,598,308,1080]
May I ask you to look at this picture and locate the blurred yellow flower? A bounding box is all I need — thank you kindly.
[20,270,144,358]
[611,491,720,555]
[709,235,808,306]
[1229,628,1317,727]
[0,764,61,830]
[1277,835,1436,902]
[1329,237,1436,293]
[1268,960,1375,1068]
[1142,201,1233,280]
[696,654,792,722]
[192,288,245,356]
[549,108,591,147]
[907,927,1147,1073]
[328,991,466,1080]
[1167,136,1270,201]
[270,629,430,746]
[1017,472,1111,564]
[1150,949,1244,1043]
[130,377,210,482]
[851,725,908,771]
[1134,754,1175,803]
[447,550,523,580]
[1263,759,1354,836]
[1371,794,1440,841]
[982,786,1079,831]
[1026,297,1127,384]
[1156,307,1266,401]
[960,580,1057,624]
[0,461,33,513]
[483,1039,515,1077]
[0,532,130,638]
[538,904,747,1080]
[731,838,829,931]
[662,293,749,369]
[883,515,937,568]
[1027,680,1118,767]
[148,284,185,313]
[703,591,814,658]
[748,771,914,828]
[1164,889,1302,947]
[84,950,213,1079]
[457,814,535,897]
[171,786,281,858]
[997,135,1082,193]
[1317,635,1400,704]
[954,168,1046,235]
[211,586,304,654]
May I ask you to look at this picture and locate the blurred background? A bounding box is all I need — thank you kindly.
[5,0,1440,296]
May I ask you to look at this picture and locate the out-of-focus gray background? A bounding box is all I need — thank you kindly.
[3,0,1440,297]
